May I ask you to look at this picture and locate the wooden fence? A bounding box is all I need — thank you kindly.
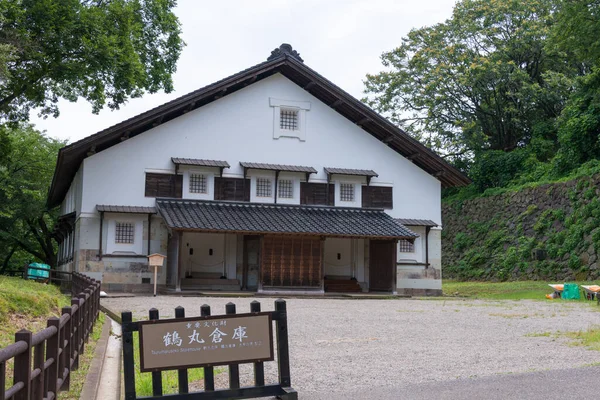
[0,272,101,400]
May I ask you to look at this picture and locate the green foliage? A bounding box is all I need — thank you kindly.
[453,232,472,252]
[0,0,184,121]
[364,0,573,168]
[470,149,530,192]
[0,124,65,268]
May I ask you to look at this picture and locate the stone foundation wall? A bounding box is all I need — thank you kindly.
[442,173,600,281]
[75,215,170,291]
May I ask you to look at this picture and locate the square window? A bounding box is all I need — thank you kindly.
[339,183,354,202]
[115,222,135,244]
[398,239,415,253]
[256,178,272,197]
[189,173,207,194]
[280,109,299,131]
[278,179,293,198]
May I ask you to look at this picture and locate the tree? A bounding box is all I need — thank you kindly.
[364,0,574,168]
[0,0,184,122]
[0,124,64,269]
[550,0,600,173]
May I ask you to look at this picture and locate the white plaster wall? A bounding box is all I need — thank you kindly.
[181,232,226,276]
[324,238,352,277]
[397,226,425,263]
[78,73,441,223]
[60,165,83,216]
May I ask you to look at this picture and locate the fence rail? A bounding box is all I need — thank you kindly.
[0,272,101,400]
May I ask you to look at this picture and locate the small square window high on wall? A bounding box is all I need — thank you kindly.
[115,222,135,244]
[339,183,354,202]
[256,178,272,197]
[278,179,293,198]
[280,109,299,131]
[398,239,415,253]
[189,173,207,193]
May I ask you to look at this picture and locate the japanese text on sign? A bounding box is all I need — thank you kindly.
[138,313,273,372]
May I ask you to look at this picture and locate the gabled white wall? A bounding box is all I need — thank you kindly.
[60,165,83,216]
[79,73,441,223]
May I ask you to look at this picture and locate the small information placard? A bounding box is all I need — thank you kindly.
[138,313,273,372]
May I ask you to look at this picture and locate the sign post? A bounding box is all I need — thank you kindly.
[121,300,297,400]
[147,253,166,297]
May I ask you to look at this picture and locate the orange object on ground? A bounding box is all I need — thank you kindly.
[581,285,600,300]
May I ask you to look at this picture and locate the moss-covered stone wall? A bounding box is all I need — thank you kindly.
[442,175,600,281]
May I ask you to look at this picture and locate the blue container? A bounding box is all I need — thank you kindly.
[27,263,50,279]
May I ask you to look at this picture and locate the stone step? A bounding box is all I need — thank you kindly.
[324,279,362,293]
[182,278,240,286]
[180,285,242,291]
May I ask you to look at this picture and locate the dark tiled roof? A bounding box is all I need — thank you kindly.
[324,167,378,177]
[172,158,230,168]
[97,205,157,214]
[395,218,438,227]
[156,199,417,239]
[240,162,317,174]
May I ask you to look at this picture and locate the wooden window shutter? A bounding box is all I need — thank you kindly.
[300,183,335,206]
[214,177,250,201]
[362,186,393,209]
[145,173,183,198]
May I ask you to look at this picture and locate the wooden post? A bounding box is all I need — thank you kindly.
[153,265,158,297]
[32,338,45,400]
[61,306,73,391]
[200,304,214,391]
[226,302,240,389]
[71,298,82,370]
[0,360,6,400]
[46,318,60,399]
[13,330,32,400]
[149,308,163,396]
[250,301,265,386]
[121,311,136,400]
[175,306,189,394]
[275,299,291,387]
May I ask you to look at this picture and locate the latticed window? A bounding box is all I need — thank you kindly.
[278,179,293,198]
[280,109,299,130]
[115,222,135,244]
[339,183,354,202]
[398,239,415,253]
[189,173,207,193]
[256,178,272,197]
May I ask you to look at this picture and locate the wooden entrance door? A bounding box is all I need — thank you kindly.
[369,240,396,291]
[243,236,260,290]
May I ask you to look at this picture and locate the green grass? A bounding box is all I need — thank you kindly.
[564,325,600,351]
[0,276,70,347]
[61,313,106,400]
[443,280,594,301]
[133,331,206,395]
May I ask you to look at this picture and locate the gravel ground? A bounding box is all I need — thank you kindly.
[102,296,600,398]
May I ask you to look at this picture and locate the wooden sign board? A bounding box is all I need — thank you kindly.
[138,312,273,372]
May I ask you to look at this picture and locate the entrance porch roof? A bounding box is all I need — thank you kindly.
[155,199,417,239]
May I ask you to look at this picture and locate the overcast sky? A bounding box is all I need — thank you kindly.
[29,0,457,143]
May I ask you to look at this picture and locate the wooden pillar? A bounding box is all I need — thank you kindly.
[176,231,183,291]
[392,239,398,294]
[425,226,431,268]
[98,211,104,260]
